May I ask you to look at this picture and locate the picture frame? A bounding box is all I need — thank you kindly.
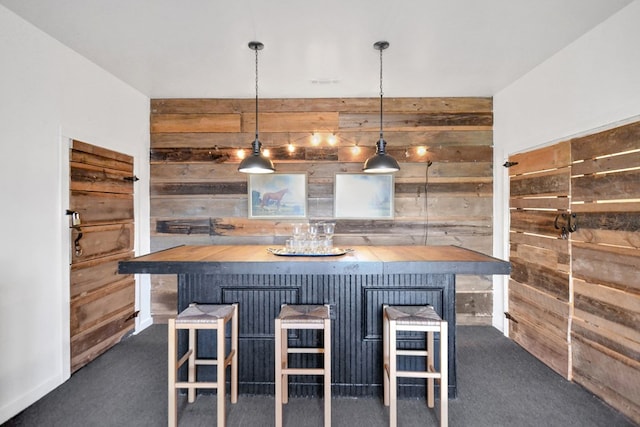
[248,173,307,218]
[334,173,394,219]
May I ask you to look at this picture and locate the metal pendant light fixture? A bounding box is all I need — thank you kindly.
[363,41,400,173]
[238,41,275,174]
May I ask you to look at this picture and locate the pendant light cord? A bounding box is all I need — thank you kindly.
[255,46,259,140]
[379,46,384,141]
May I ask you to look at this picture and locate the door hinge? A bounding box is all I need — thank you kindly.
[125,310,140,322]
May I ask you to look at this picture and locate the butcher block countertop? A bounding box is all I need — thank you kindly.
[119,245,510,276]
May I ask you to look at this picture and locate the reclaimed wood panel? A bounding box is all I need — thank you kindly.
[69,140,136,373]
[69,191,133,225]
[508,141,571,379]
[149,97,494,325]
[151,97,493,115]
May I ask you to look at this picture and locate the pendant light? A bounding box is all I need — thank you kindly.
[238,41,275,174]
[363,41,400,173]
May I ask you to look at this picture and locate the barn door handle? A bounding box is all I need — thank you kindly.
[124,175,139,182]
[73,229,83,256]
[554,213,578,240]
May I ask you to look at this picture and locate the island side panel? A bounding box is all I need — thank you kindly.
[177,272,456,398]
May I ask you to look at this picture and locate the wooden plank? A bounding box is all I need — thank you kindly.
[72,139,133,168]
[339,112,493,130]
[510,168,570,197]
[69,191,133,224]
[572,169,640,202]
[571,120,640,161]
[573,278,640,347]
[71,223,134,264]
[71,251,133,299]
[508,280,570,341]
[151,97,493,115]
[456,291,492,317]
[511,240,569,272]
[572,242,640,292]
[572,315,640,370]
[70,306,134,373]
[151,181,246,196]
[571,334,640,424]
[509,315,569,379]
[151,129,493,149]
[509,231,570,255]
[572,150,640,176]
[150,113,241,133]
[570,211,640,248]
[510,196,570,210]
[70,162,134,194]
[508,140,571,176]
[70,277,135,336]
[509,210,567,237]
[336,145,493,163]
[242,112,340,133]
[571,201,640,213]
[510,257,569,301]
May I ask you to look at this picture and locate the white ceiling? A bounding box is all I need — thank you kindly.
[1,0,633,99]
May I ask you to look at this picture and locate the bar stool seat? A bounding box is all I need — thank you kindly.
[383,304,448,427]
[275,304,331,427]
[168,303,238,427]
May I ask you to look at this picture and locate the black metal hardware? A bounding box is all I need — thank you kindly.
[124,175,139,182]
[504,312,518,323]
[503,161,519,168]
[554,213,578,239]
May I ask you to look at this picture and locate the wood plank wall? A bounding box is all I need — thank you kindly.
[149,97,494,324]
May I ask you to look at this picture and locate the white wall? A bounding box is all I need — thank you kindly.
[492,0,640,332]
[0,6,150,423]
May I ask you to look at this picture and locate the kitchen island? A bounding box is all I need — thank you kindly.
[119,245,510,398]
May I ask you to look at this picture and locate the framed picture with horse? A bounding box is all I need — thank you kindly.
[248,173,307,218]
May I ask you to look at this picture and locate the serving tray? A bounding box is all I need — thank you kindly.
[267,247,352,257]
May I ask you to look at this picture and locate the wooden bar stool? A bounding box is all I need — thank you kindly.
[168,303,239,427]
[275,304,331,427]
[383,305,448,427]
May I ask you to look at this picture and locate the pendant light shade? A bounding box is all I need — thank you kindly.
[363,41,400,173]
[238,41,275,174]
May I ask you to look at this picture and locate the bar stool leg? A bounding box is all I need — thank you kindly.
[231,303,239,404]
[389,319,398,427]
[168,319,178,427]
[324,316,331,427]
[215,318,226,427]
[275,317,283,427]
[440,322,448,427]
[427,330,435,408]
[383,306,389,407]
[187,328,196,403]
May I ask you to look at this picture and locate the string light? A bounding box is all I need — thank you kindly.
[263,148,271,157]
[311,133,321,146]
[287,143,296,153]
[237,149,246,159]
[328,134,337,145]
[351,144,360,155]
[417,146,427,156]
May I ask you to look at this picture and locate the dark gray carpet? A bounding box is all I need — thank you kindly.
[4,325,636,427]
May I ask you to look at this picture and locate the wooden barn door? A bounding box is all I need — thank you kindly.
[507,141,572,378]
[568,122,640,422]
[507,120,640,423]
[68,139,137,373]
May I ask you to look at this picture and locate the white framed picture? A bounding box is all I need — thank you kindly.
[334,173,394,219]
